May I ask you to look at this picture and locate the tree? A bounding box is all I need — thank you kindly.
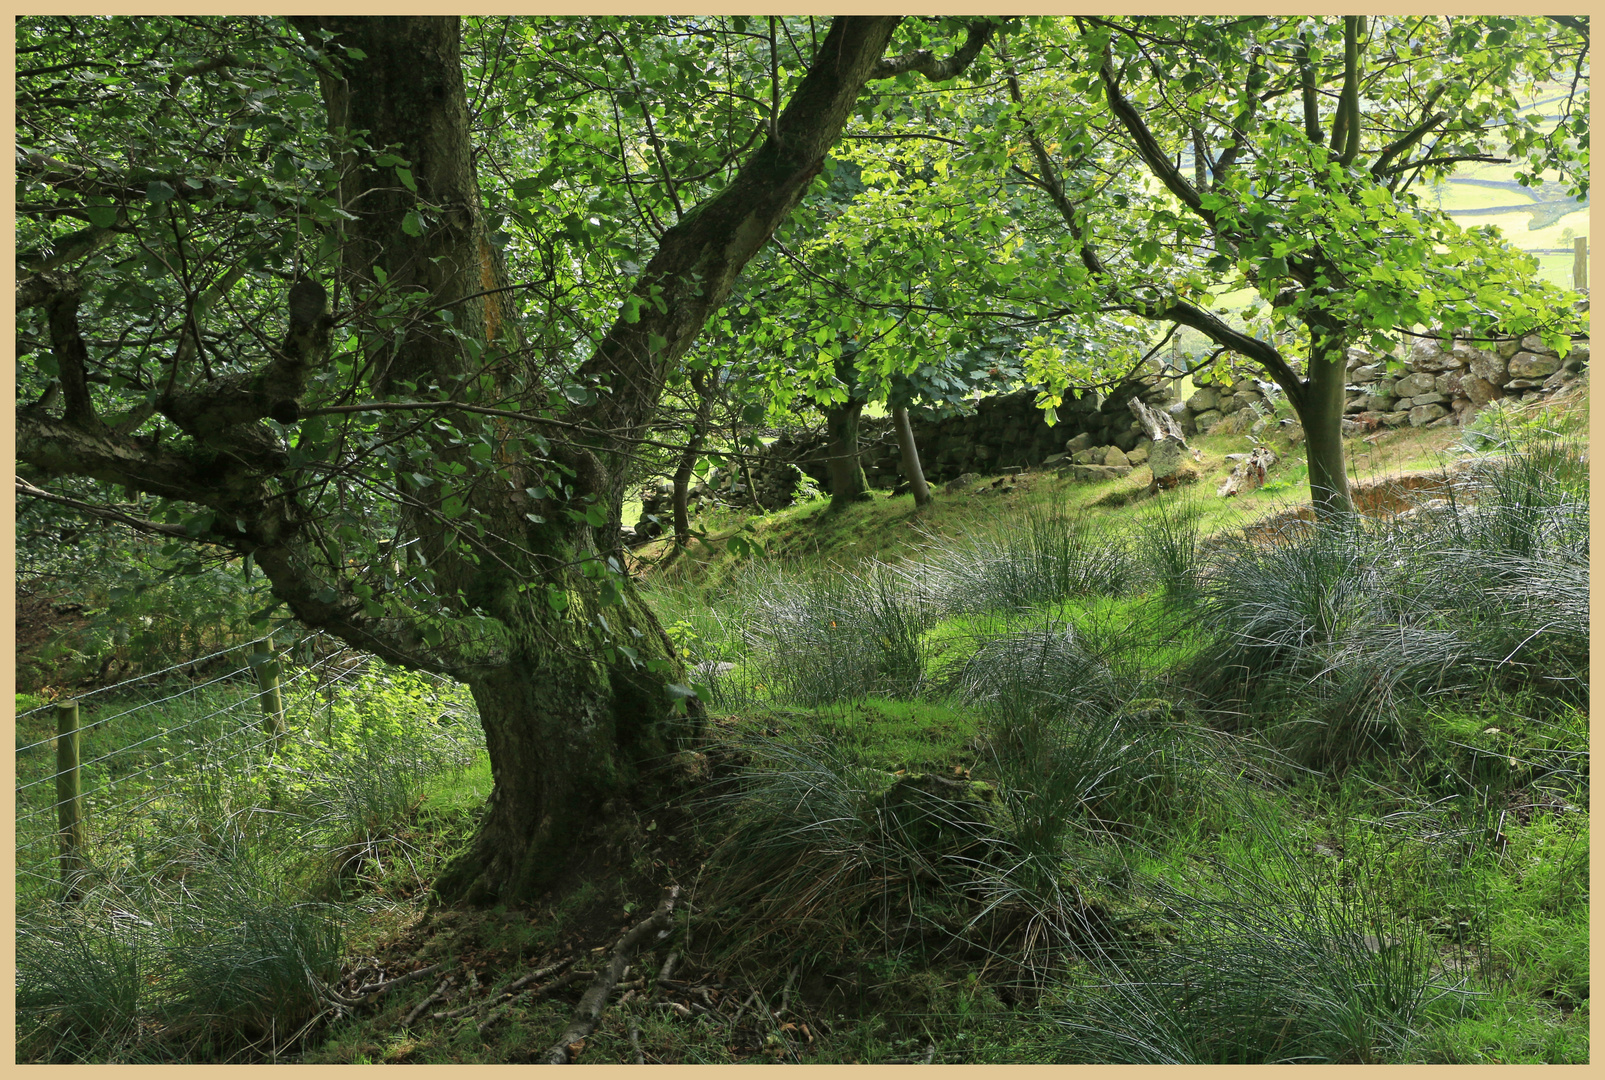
[994,16,1588,516]
[15,14,998,904]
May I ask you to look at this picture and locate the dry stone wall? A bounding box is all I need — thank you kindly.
[697,324,1590,512]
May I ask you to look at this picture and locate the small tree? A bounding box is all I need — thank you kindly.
[995,16,1588,517]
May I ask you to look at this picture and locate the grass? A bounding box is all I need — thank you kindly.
[14,653,488,1062]
[615,393,1588,1064]
[17,389,1587,1064]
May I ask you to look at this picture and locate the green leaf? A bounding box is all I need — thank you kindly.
[395,166,417,192]
[85,204,118,228]
[401,210,423,237]
[344,45,368,60]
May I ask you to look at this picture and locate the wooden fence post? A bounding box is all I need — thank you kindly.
[254,634,286,747]
[1574,237,1588,292]
[56,699,85,900]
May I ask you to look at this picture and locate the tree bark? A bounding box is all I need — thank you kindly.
[16,15,999,906]
[1299,323,1355,518]
[891,405,932,507]
[824,398,871,506]
[671,370,715,545]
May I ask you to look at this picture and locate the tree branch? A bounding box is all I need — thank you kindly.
[15,478,188,539]
[1097,45,1212,225]
[869,21,994,82]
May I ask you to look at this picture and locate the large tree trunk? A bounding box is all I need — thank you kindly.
[825,399,871,506]
[17,14,996,907]
[891,405,932,507]
[288,15,906,904]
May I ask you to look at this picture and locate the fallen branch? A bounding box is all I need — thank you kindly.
[629,1013,646,1065]
[1217,445,1277,498]
[495,955,575,1000]
[401,978,453,1027]
[545,886,681,1064]
[354,961,448,999]
[465,968,590,1030]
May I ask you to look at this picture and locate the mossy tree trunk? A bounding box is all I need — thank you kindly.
[15,14,995,906]
[825,398,872,507]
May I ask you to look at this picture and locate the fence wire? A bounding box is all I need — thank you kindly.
[14,632,478,892]
[14,635,274,722]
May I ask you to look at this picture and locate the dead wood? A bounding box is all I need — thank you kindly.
[545,886,681,1063]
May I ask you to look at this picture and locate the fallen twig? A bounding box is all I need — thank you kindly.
[401,978,452,1027]
[545,886,681,1064]
[354,961,447,999]
[469,969,590,1032]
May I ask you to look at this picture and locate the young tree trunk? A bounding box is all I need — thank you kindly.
[671,370,715,545]
[1296,327,1354,518]
[891,405,932,507]
[825,398,871,506]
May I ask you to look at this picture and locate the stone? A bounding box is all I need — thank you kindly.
[1394,371,1438,397]
[1408,337,1455,370]
[1435,371,1464,396]
[1064,431,1094,454]
[1507,352,1563,379]
[1185,387,1220,413]
[1409,403,1449,426]
[1072,447,1099,465]
[1113,429,1141,453]
[1503,378,1546,390]
[1346,395,1371,413]
[1409,393,1449,407]
[1041,453,1067,467]
[1147,437,1188,482]
[943,473,979,494]
[1520,333,1558,356]
[1168,401,1198,437]
[1104,446,1131,468]
[1350,363,1380,382]
[1064,463,1133,482]
[1426,415,1456,429]
[1192,408,1223,433]
[1496,336,1523,360]
[1468,352,1510,386]
[1567,339,1589,362]
[1363,394,1399,412]
[1126,443,1149,465]
[1463,375,1504,406]
[1209,409,1259,436]
[1231,377,1261,394]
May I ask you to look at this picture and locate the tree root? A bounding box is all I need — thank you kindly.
[545,885,681,1064]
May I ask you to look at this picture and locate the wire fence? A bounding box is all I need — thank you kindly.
[14,631,482,900]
